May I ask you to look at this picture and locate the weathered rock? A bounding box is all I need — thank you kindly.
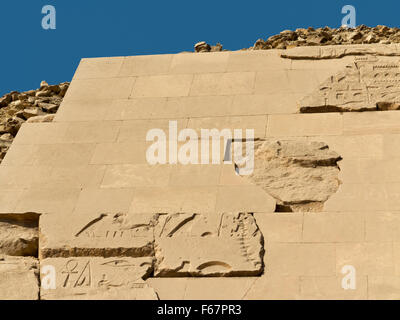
[59,83,69,97]
[210,43,223,52]
[281,44,400,60]
[39,213,157,259]
[246,25,400,52]
[0,94,12,107]
[0,117,24,135]
[24,90,36,97]
[35,90,52,98]
[40,81,49,88]
[194,41,211,53]
[154,212,264,277]
[38,102,59,113]
[0,81,69,164]
[236,140,342,212]
[22,107,43,119]
[0,133,13,142]
[0,213,39,257]
[0,256,39,300]
[40,257,157,300]
[300,56,400,112]
[26,114,55,123]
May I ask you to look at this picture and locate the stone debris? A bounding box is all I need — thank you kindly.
[26,114,55,123]
[0,213,39,257]
[300,56,400,112]
[251,25,400,50]
[0,256,39,300]
[194,41,224,53]
[195,25,400,52]
[236,140,342,212]
[0,81,69,163]
[154,212,264,277]
[40,257,157,300]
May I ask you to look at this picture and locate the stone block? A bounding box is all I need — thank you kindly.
[0,256,39,300]
[154,212,264,277]
[190,72,255,96]
[119,54,173,77]
[170,52,229,74]
[39,212,156,259]
[40,257,157,300]
[64,78,136,100]
[131,74,193,98]
[73,57,125,80]
[267,113,343,137]
[129,186,218,214]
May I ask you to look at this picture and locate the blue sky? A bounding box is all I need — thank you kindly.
[0,0,398,95]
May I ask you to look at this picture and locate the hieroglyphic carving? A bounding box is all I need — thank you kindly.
[299,56,400,112]
[154,213,264,277]
[41,257,158,300]
[40,213,157,258]
[75,213,155,239]
[281,44,400,60]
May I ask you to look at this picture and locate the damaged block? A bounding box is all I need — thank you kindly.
[0,213,39,257]
[154,212,264,277]
[235,140,342,212]
[299,56,400,113]
[39,213,157,259]
[0,255,39,300]
[40,257,157,300]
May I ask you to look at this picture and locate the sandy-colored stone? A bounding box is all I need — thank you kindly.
[131,74,193,98]
[236,139,341,212]
[0,213,39,257]
[300,276,368,300]
[0,256,39,300]
[265,243,336,276]
[40,257,157,300]
[64,77,136,101]
[129,186,218,214]
[216,185,276,213]
[190,72,255,96]
[40,213,156,259]
[267,113,343,137]
[300,56,400,113]
[73,57,125,80]
[2,43,400,300]
[154,212,264,277]
[281,44,400,60]
[119,54,173,77]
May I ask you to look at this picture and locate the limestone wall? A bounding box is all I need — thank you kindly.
[1,44,400,299]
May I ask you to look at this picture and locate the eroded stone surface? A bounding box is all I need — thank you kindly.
[236,140,342,212]
[154,212,264,277]
[195,26,400,51]
[40,213,157,259]
[299,56,400,112]
[0,255,39,300]
[281,44,400,60]
[0,213,39,257]
[40,257,157,300]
